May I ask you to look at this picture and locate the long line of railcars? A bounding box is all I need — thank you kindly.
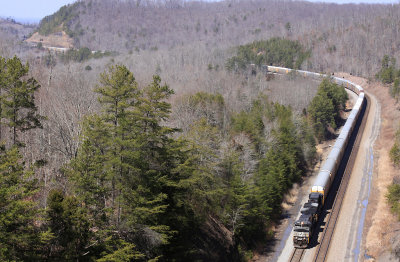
[266,66,365,248]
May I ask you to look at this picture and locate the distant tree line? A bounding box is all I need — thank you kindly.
[38,2,83,37]
[28,0,400,77]
[226,38,311,72]
[59,47,114,63]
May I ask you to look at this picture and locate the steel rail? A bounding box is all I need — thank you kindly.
[289,248,305,262]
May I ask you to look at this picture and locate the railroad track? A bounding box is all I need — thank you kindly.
[289,248,305,262]
[312,94,371,262]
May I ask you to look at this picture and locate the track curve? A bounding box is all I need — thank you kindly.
[313,94,370,262]
[266,67,367,262]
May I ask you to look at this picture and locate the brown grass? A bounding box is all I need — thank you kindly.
[281,184,299,210]
[26,31,74,49]
[364,80,400,260]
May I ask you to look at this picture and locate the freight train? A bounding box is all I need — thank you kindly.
[266,66,365,248]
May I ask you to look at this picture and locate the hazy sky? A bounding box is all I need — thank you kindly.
[0,0,76,22]
[0,0,398,23]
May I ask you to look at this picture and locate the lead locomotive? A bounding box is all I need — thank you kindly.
[293,193,322,248]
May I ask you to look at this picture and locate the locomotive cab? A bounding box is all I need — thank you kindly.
[293,194,323,248]
[293,216,312,248]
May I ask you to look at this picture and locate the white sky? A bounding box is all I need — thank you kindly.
[0,0,398,23]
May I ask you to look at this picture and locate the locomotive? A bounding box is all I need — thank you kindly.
[293,192,322,248]
[266,66,365,248]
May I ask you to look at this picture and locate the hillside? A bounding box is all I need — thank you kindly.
[36,0,400,76]
[1,0,400,261]
[0,17,35,40]
[0,18,35,57]
[25,31,74,49]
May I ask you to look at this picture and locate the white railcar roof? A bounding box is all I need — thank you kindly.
[354,98,363,110]
[323,153,339,172]
[333,137,346,149]
[313,170,331,188]
[347,109,358,120]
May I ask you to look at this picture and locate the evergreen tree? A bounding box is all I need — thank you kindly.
[1,56,44,145]
[68,67,190,260]
[120,75,183,258]
[257,106,302,221]
[308,93,335,139]
[273,104,304,183]
[318,78,348,121]
[0,57,5,140]
[0,145,40,261]
[166,118,222,259]
[226,37,310,72]
[257,150,285,219]
[308,78,347,140]
[68,115,111,227]
[94,64,141,227]
[181,118,221,214]
[96,241,144,262]
[219,149,249,239]
[387,183,400,220]
[46,189,91,261]
[376,55,397,84]
[231,96,272,154]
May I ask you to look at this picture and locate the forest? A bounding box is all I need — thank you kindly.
[0,0,399,260]
[0,54,346,261]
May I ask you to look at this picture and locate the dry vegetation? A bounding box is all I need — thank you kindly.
[26,31,74,49]
[21,49,320,199]
[53,0,400,76]
[362,80,400,261]
[1,0,400,259]
[0,18,34,57]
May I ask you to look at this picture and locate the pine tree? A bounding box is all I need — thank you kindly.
[119,75,179,253]
[219,149,248,238]
[67,65,143,259]
[46,189,91,261]
[68,115,111,227]
[0,145,40,261]
[273,104,303,184]
[1,56,44,145]
[178,117,222,214]
[96,240,144,262]
[68,68,187,260]
[308,78,347,140]
[308,93,335,140]
[0,57,6,141]
[318,78,348,120]
[257,149,285,220]
[164,118,221,259]
[94,64,141,227]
